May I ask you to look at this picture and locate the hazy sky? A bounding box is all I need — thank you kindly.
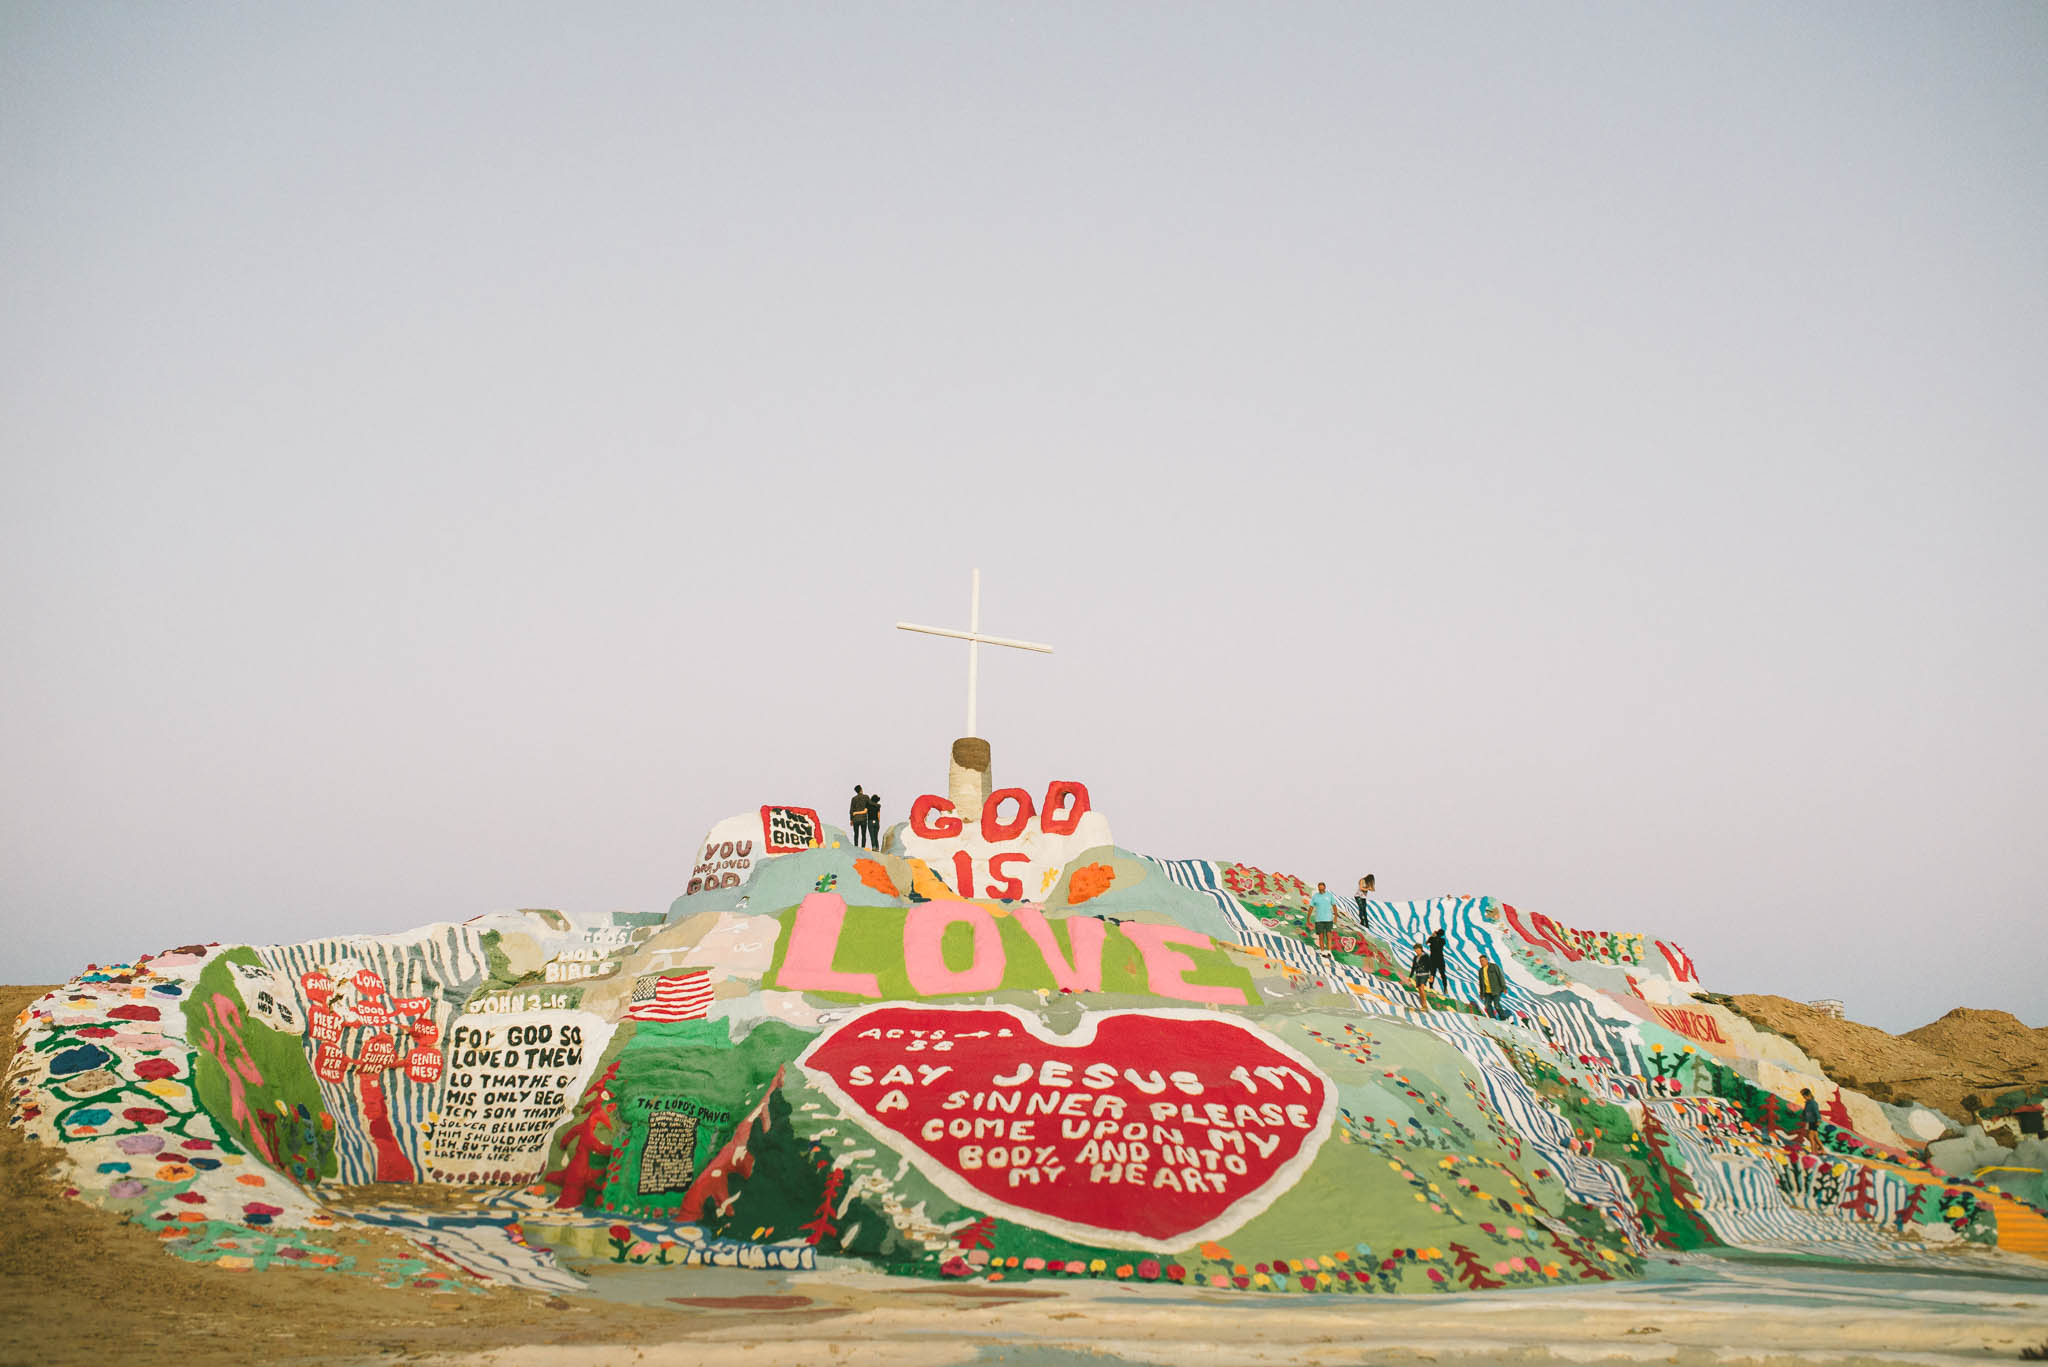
[3,4,2042,1031]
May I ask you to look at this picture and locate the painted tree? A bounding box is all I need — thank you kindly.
[799,1164,847,1246]
[1824,1086,1855,1130]
[1613,1106,1714,1249]
[1448,1242,1505,1290]
[953,1215,997,1251]
[675,1083,776,1225]
[1545,1228,1612,1281]
[1623,1169,1677,1248]
[1895,1185,1927,1231]
[1839,1163,1879,1221]
[701,1085,834,1242]
[544,1060,621,1209]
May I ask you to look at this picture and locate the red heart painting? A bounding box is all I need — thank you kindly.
[797,1005,1334,1248]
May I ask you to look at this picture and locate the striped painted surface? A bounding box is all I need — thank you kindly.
[1146,859,1655,1251]
[260,924,492,1184]
[1138,858,2028,1266]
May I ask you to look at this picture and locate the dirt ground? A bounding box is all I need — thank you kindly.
[1726,996,2048,1121]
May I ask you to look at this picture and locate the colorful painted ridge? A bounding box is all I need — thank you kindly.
[9,793,2048,1298]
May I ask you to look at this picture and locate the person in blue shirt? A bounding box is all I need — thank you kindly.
[1308,882,1340,951]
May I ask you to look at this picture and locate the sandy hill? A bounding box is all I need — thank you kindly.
[1904,1008,2048,1080]
[1727,995,2047,1122]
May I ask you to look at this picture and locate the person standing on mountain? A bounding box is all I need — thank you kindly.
[1408,940,1437,994]
[1427,926,1448,990]
[1792,1087,1824,1154]
[866,791,883,850]
[1477,956,1508,1018]
[1354,874,1375,930]
[1308,882,1340,951]
[849,786,871,849]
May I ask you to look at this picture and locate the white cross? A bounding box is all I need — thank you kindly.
[896,568,1053,737]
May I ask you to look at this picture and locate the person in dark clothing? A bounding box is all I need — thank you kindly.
[1427,927,1448,991]
[1477,957,1507,1018]
[849,786,870,849]
[1355,874,1375,929]
[1792,1087,1824,1153]
[866,792,882,849]
[1408,941,1436,993]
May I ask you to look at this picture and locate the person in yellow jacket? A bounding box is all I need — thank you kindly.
[1477,957,1507,1018]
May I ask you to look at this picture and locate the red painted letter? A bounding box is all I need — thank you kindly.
[1039,781,1091,836]
[981,787,1034,842]
[985,851,1029,900]
[910,793,962,839]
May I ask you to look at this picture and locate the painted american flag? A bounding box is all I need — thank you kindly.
[626,969,714,1022]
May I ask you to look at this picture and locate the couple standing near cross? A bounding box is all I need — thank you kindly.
[848,786,884,849]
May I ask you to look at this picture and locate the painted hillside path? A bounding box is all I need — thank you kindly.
[10,773,2048,1364]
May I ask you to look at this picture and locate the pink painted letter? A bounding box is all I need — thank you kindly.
[1120,923,1247,1006]
[777,892,881,997]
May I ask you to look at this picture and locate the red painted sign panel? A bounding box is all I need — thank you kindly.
[797,1004,1334,1248]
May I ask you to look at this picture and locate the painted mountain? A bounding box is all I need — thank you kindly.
[12,778,2046,1294]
